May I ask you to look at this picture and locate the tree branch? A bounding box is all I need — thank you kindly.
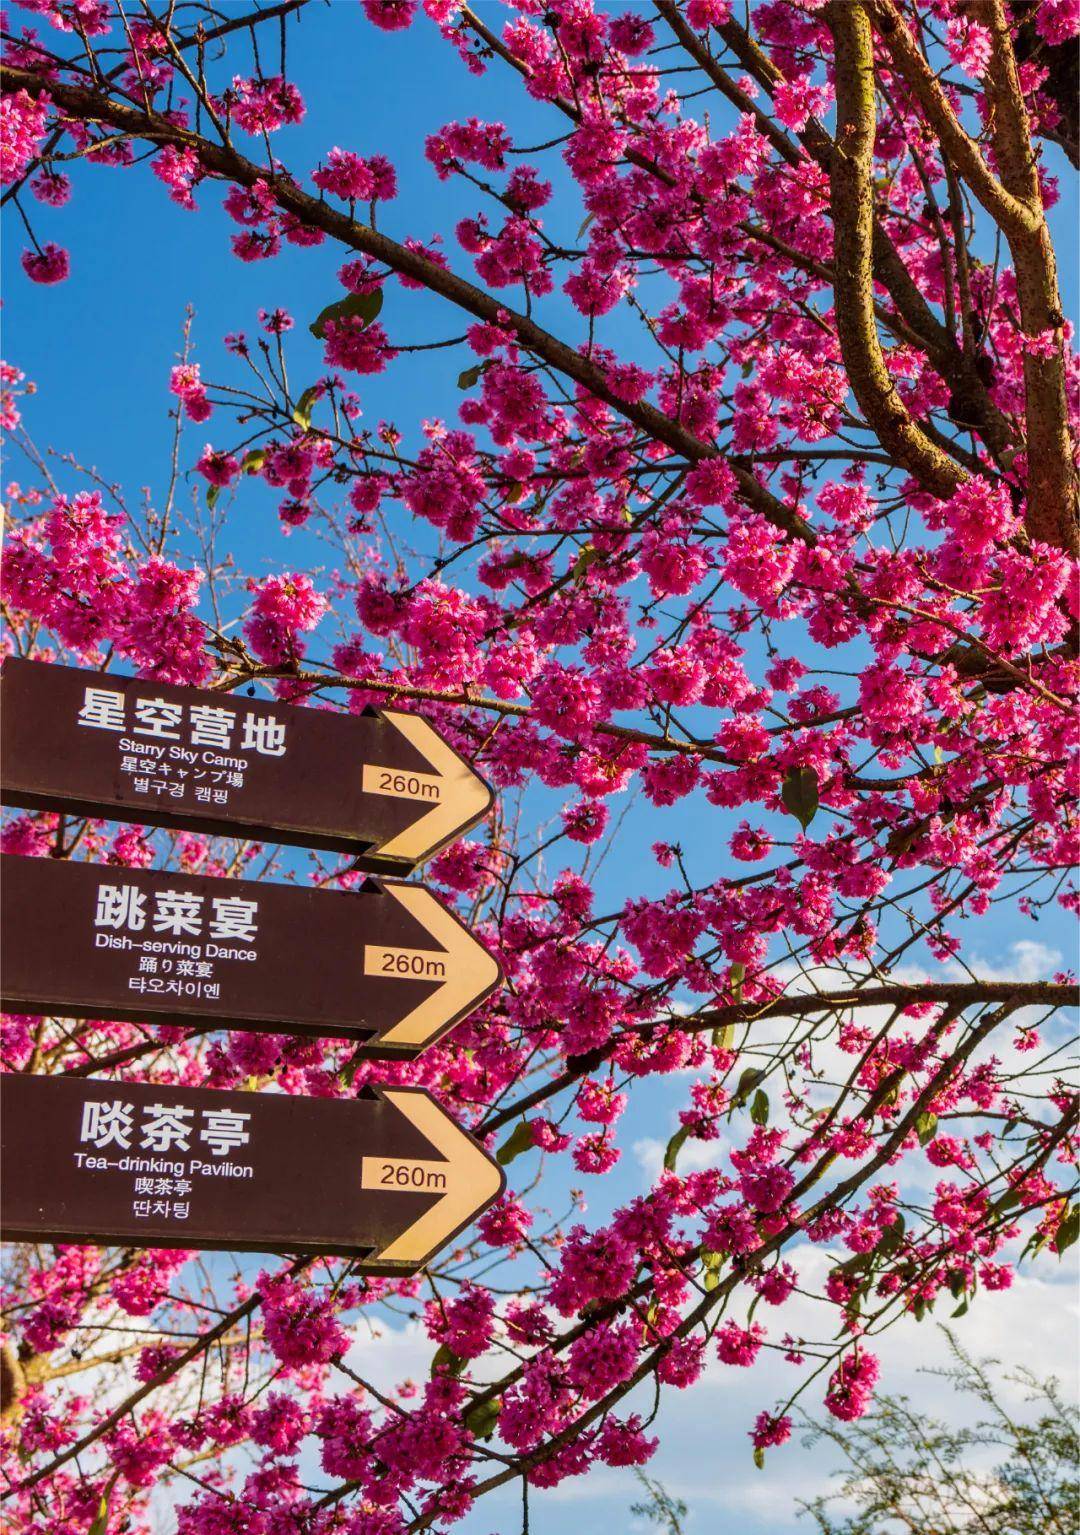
[3,1257,312,1499]
[0,62,810,544]
[711,7,1020,475]
[826,1,968,500]
[980,0,1077,552]
[865,0,1077,549]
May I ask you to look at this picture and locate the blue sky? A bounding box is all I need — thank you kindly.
[4,6,1078,1531]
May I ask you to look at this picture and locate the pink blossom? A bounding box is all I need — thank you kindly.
[595,1415,658,1466]
[363,0,418,30]
[1,90,50,185]
[716,1320,765,1367]
[230,74,305,134]
[425,1284,495,1360]
[824,1348,880,1421]
[259,1271,347,1367]
[30,169,70,205]
[152,144,202,208]
[750,1411,792,1450]
[323,317,395,374]
[196,446,240,486]
[21,242,69,283]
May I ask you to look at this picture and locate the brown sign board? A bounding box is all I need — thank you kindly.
[0,1073,504,1271]
[0,658,493,871]
[0,854,502,1058]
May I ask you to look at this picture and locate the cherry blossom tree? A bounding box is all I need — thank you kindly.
[1,1,1077,1532]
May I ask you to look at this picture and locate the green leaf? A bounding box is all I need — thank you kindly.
[876,1214,906,1256]
[577,210,595,239]
[464,1395,501,1441]
[664,1123,691,1172]
[1019,1227,1052,1264]
[701,1250,724,1291]
[1056,1206,1079,1257]
[496,1120,534,1167]
[310,287,383,341]
[206,484,221,510]
[915,1111,938,1147]
[950,1298,969,1319]
[241,448,267,475]
[729,962,745,1005]
[750,1088,770,1127]
[781,765,819,831]
[732,1067,764,1110]
[88,1472,118,1535]
[711,1022,736,1052]
[88,1495,110,1535]
[457,362,487,390]
[753,1445,766,1470]
[431,1343,465,1378]
[571,543,600,582]
[292,385,321,432]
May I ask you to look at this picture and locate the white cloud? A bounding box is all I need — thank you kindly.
[957,939,1063,984]
[342,1315,433,1394]
[633,1132,730,1183]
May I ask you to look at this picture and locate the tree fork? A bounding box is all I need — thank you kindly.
[826,2,969,501]
[865,0,1078,551]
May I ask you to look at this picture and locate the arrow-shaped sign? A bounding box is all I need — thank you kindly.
[0,854,502,1058]
[0,1074,505,1272]
[0,658,493,871]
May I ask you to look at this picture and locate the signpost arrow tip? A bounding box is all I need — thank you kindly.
[362,1089,504,1268]
[366,882,503,1053]
[366,710,493,865]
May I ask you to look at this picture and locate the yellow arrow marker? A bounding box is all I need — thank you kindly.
[362,711,493,864]
[363,883,502,1051]
[363,1089,504,1267]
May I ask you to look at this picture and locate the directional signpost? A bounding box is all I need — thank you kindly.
[0,1073,504,1271]
[0,657,493,871]
[1,854,502,1057]
[1,657,505,1268]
